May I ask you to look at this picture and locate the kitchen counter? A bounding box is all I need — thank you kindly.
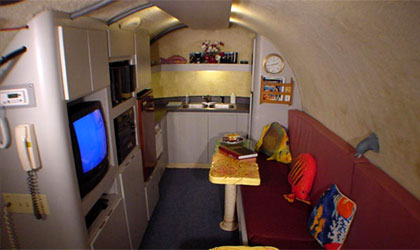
[154,96,250,123]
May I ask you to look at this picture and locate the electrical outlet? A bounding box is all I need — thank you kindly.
[2,193,50,215]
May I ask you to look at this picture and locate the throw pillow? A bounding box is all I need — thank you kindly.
[255,122,292,163]
[284,153,316,204]
[307,184,357,250]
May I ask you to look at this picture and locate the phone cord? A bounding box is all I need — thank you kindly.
[27,170,44,220]
[3,203,20,249]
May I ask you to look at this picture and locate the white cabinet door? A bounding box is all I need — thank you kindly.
[167,112,208,164]
[88,29,110,91]
[119,149,147,249]
[145,171,159,220]
[208,113,237,161]
[135,30,151,91]
[91,199,131,249]
[58,26,91,100]
[108,30,135,58]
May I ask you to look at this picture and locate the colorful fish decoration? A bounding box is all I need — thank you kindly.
[284,153,316,204]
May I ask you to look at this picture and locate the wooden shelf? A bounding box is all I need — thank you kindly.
[151,63,251,73]
[260,76,294,105]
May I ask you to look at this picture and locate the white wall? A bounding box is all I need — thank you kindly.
[250,35,302,140]
[0,11,90,249]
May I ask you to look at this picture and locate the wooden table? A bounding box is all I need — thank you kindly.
[209,152,260,231]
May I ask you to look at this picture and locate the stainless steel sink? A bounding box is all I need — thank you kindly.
[183,103,205,109]
[212,103,234,109]
[182,103,235,109]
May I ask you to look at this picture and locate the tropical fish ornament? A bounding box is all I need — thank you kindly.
[255,122,292,164]
[284,153,316,205]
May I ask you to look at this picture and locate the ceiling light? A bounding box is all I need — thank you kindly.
[119,17,141,30]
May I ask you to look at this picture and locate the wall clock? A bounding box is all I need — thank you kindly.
[263,53,285,74]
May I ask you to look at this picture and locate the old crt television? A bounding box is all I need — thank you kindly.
[68,101,109,198]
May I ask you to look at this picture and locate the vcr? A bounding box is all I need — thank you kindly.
[114,107,136,164]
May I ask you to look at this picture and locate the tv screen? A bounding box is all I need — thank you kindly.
[73,109,107,173]
[68,101,109,198]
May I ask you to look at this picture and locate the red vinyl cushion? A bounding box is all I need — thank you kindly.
[241,154,318,248]
[241,187,318,249]
[345,162,420,249]
[287,110,360,204]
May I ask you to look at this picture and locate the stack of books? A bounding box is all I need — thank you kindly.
[218,144,258,163]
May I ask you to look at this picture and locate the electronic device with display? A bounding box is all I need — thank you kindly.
[67,101,109,198]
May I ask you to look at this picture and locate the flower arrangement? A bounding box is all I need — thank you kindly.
[201,40,225,63]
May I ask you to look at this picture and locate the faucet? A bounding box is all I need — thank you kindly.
[202,95,211,103]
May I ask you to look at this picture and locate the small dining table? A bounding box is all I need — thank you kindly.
[209,149,260,231]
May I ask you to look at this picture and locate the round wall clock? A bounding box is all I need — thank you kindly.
[263,53,285,74]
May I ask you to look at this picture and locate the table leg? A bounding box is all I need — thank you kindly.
[220,184,238,231]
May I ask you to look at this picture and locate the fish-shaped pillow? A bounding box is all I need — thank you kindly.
[284,153,317,205]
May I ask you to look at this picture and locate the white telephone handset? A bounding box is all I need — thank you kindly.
[15,124,41,171]
[15,124,44,220]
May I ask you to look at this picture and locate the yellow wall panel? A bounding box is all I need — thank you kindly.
[151,71,251,98]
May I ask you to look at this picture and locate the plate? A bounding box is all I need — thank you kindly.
[222,136,244,144]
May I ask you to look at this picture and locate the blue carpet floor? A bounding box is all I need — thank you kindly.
[139,168,240,249]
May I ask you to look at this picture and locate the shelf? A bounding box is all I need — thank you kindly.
[110,97,136,120]
[260,76,294,105]
[81,165,119,216]
[87,193,122,243]
[151,63,252,73]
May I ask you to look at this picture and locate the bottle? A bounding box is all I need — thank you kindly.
[185,93,189,104]
[230,92,236,104]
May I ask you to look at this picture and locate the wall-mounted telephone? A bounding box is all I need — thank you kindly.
[15,124,41,171]
[15,124,44,220]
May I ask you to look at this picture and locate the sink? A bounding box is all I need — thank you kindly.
[182,103,235,109]
[183,103,205,109]
[213,103,234,109]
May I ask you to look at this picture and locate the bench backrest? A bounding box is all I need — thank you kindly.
[288,109,420,248]
[288,109,359,204]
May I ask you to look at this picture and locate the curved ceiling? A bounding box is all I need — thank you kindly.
[0,0,419,199]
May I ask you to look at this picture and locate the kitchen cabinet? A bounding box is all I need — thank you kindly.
[167,112,249,164]
[90,197,131,250]
[135,30,152,91]
[118,149,148,249]
[144,168,160,220]
[155,116,168,180]
[89,29,110,91]
[108,30,135,58]
[58,26,110,101]
[58,26,91,100]
[167,112,209,164]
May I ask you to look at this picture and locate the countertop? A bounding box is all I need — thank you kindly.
[154,103,250,123]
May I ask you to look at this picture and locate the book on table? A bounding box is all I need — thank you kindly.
[219,150,257,163]
[218,143,258,160]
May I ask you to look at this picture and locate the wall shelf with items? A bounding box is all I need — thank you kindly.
[151,63,251,73]
[260,76,294,105]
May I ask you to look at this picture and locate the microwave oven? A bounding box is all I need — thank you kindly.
[109,60,135,107]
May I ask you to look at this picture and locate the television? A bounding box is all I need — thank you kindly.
[67,101,109,198]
